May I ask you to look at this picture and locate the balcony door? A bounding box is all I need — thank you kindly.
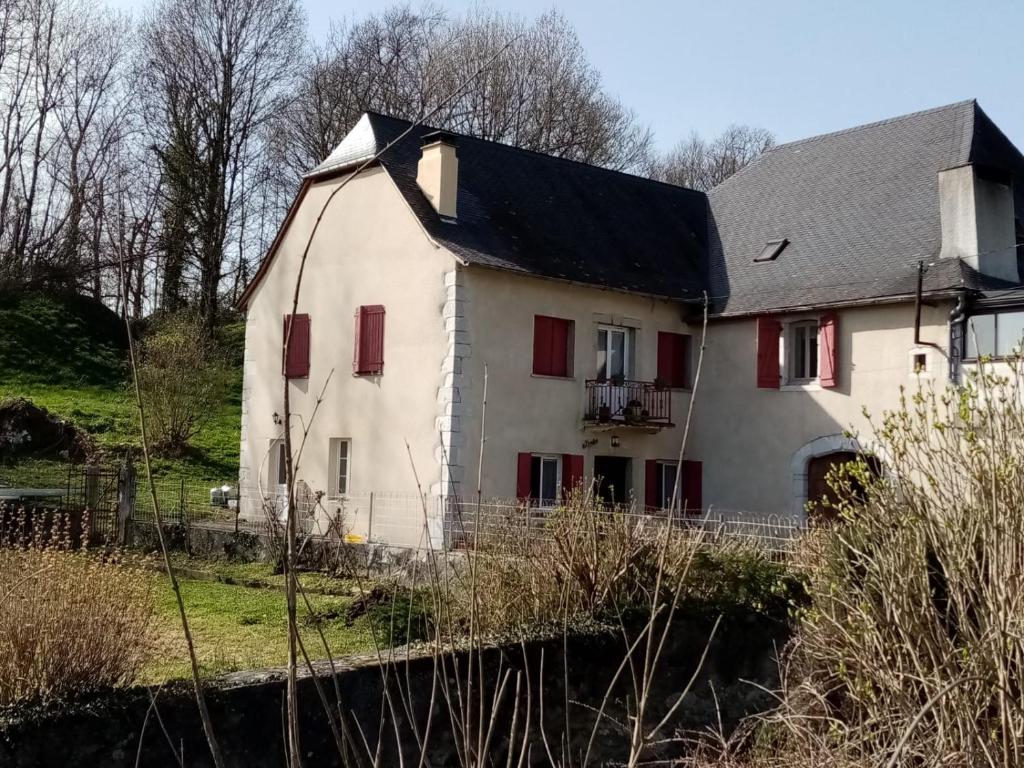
[597,325,633,381]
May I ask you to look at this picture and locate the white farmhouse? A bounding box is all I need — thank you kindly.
[237,100,1024,547]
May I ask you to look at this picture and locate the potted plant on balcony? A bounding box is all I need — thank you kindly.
[623,399,644,424]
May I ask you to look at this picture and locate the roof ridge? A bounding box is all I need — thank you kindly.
[364,111,706,197]
[768,99,977,152]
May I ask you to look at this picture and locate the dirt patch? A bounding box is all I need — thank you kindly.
[0,397,95,463]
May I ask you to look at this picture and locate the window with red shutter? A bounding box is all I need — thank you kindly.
[354,305,385,375]
[681,460,702,514]
[532,315,572,377]
[282,314,310,379]
[657,332,691,388]
[562,454,584,497]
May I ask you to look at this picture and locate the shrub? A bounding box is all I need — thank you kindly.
[138,311,228,457]
[0,510,154,705]
[772,367,1024,765]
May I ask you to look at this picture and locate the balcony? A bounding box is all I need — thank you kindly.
[584,379,673,430]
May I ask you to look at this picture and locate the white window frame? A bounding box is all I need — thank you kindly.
[531,454,562,508]
[596,324,634,380]
[782,317,820,385]
[329,438,352,498]
[965,310,1024,360]
[268,439,287,488]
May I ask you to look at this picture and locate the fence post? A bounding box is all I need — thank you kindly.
[117,460,136,545]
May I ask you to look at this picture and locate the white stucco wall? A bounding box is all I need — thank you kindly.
[689,301,953,517]
[457,267,696,502]
[240,167,456,547]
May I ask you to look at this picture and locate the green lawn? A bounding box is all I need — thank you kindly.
[0,290,243,482]
[145,571,382,683]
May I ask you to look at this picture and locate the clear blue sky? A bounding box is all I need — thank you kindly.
[303,0,1024,151]
[118,0,1024,152]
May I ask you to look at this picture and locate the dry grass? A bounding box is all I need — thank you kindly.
[0,508,155,705]
[764,364,1024,767]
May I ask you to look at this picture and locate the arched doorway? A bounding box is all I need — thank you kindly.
[806,451,881,521]
[790,434,886,518]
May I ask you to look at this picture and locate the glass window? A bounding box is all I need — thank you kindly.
[658,461,678,509]
[790,320,819,381]
[597,325,632,380]
[530,455,561,507]
[276,441,287,485]
[967,314,996,358]
[997,311,1024,357]
[330,439,351,496]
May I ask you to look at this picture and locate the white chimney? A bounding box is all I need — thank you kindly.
[416,131,459,219]
[938,164,1018,282]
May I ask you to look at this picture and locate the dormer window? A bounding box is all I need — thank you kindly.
[754,238,789,263]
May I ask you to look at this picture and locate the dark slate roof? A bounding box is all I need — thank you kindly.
[308,113,709,301]
[707,100,1024,315]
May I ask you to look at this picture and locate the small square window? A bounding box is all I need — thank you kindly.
[913,353,927,373]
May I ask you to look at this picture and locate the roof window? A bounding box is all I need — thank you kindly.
[754,238,788,263]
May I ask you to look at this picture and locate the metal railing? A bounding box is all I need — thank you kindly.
[584,379,672,426]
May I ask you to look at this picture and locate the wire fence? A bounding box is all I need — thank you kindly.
[0,461,809,557]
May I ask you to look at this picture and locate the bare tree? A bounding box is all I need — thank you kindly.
[0,0,133,293]
[267,5,654,197]
[652,124,775,191]
[139,0,305,327]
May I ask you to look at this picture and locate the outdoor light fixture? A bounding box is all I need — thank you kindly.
[610,435,621,448]
[272,411,281,425]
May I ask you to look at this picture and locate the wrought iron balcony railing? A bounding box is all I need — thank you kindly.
[584,379,672,427]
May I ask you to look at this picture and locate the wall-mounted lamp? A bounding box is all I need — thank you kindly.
[272,411,282,425]
[610,435,621,448]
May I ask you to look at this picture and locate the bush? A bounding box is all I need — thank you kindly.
[0,511,154,705]
[772,367,1024,765]
[138,312,228,457]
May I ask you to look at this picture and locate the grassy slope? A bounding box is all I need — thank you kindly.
[0,290,242,481]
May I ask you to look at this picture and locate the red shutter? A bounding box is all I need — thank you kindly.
[645,459,658,511]
[533,315,553,375]
[282,314,310,378]
[657,332,691,388]
[533,315,569,377]
[819,312,838,388]
[681,460,702,515]
[354,305,385,375]
[562,454,584,497]
[550,319,569,377]
[516,453,532,501]
[756,316,781,389]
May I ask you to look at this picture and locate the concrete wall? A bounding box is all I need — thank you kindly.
[458,266,696,502]
[1,613,787,768]
[240,167,456,547]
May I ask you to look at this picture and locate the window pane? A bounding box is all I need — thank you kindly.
[596,330,608,379]
[540,457,558,505]
[530,456,542,501]
[661,463,677,509]
[610,330,625,378]
[808,327,819,378]
[794,326,808,379]
[274,444,285,485]
[997,312,1024,357]
[967,315,996,358]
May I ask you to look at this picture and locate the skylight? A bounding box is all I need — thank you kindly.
[754,238,788,263]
